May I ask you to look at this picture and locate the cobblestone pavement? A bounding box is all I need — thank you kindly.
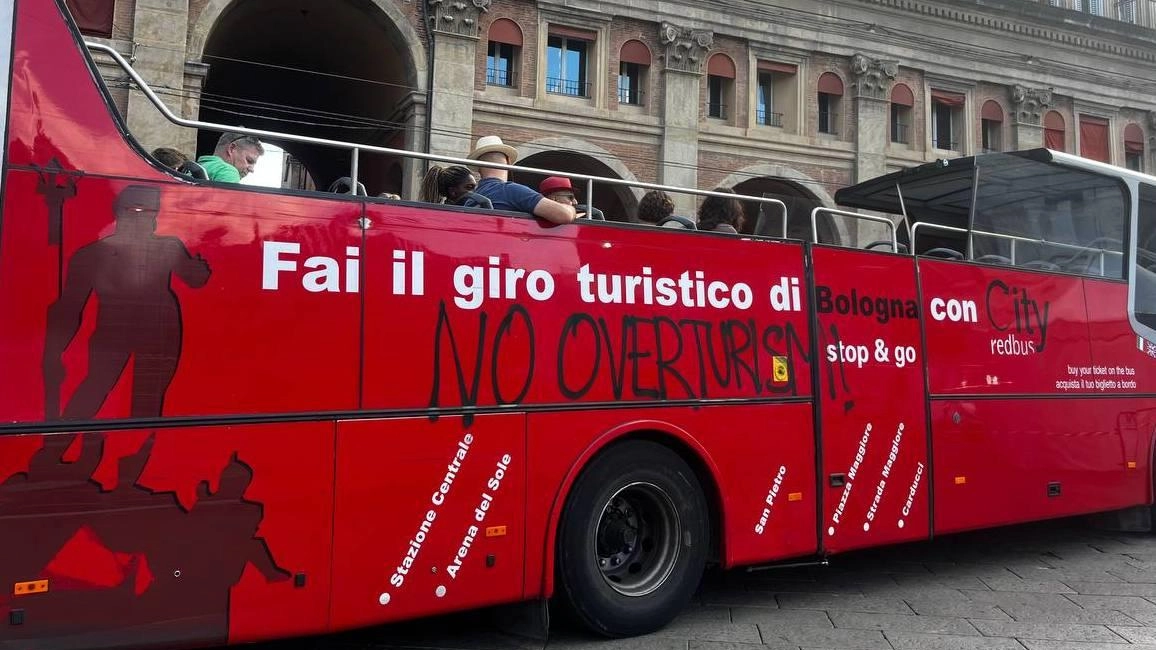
[255,517,1156,650]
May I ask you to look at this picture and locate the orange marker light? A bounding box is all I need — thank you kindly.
[485,526,507,537]
[788,492,803,502]
[954,476,967,485]
[1128,461,1138,469]
[14,580,48,596]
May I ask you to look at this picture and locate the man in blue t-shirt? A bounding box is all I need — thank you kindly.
[467,136,576,225]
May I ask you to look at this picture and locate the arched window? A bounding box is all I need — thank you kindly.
[706,54,735,120]
[890,83,914,144]
[486,19,523,88]
[1079,114,1110,163]
[618,40,650,106]
[1044,111,1065,151]
[755,61,797,129]
[817,73,844,135]
[981,100,1004,152]
[930,89,965,151]
[1125,123,1145,172]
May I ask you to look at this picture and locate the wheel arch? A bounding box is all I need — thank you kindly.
[537,420,727,598]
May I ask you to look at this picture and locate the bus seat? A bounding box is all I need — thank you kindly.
[1021,259,1061,271]
[177,160,208,180]
[921,247,965,260]
[328,177,367,195]
[975,254,1013,266]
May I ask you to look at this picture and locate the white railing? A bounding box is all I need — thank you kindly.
[86,42,789,231]
[910,221,1124,276]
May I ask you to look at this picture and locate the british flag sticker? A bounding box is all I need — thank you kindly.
[1140,335,1156,359]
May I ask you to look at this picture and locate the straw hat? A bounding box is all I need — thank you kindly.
[468,135,519,163]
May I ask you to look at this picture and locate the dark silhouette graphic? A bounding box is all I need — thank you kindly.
[0,432,290,648]
[42,185,211,420]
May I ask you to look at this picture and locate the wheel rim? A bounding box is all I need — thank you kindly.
[594,481,681,597]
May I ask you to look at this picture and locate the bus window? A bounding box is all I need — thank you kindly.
[972,154,1126,276]
[1130,183,1156,337]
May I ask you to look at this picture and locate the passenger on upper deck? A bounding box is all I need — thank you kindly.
[637,189,696,229]
[196,132,264,183]
[468,136,576,225]
[152,147,189,171]
[697,187,744,234]
[538,176,605,220]
[421,164,493,209]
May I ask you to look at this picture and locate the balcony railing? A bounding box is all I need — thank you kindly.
[486,67,515,88]
[934,138,960,151]
[819,111,840,135]
[756,109,784,127]
[618,86,645,106]
[546,77,590,98]
[891,122,910,144]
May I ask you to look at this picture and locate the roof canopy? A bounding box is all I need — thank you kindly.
[833,149,1117,228]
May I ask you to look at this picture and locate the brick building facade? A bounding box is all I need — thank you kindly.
[72,0,1156,242]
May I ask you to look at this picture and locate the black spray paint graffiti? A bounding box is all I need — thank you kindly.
[818,322,855,414]
[426,300,811,420]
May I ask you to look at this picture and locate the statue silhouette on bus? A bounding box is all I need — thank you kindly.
[41,184,211,420]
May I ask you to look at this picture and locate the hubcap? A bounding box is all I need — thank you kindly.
[594,481,681,597]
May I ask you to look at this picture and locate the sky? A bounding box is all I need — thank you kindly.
[239,143,285,188]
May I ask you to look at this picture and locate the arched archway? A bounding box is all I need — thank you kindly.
[195,0,425,195]
[715,164,845,244]
[510,140,640,221]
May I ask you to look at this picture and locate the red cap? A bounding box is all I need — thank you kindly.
[539,176,574,195]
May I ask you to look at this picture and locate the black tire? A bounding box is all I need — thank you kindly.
[556,440,709,637]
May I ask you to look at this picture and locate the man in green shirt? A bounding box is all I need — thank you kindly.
[196,132,264,183]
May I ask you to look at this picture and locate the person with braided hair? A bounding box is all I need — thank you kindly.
[421,165,493,209]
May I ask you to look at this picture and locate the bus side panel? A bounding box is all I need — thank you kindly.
[7,0,163,180]
[0,171,364,424]
[0,422,335,650]
[919,261,1109,534]
[1085,279,1156,407]
[931,399,1147,535]
[328,415,525,632]
[811,247,929,554]
[1084,278,1156,499]
[523,403,817,596]
[919,260,1092,396]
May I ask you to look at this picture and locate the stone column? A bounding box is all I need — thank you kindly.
[658,23,712,216]
[426,0,489,159]
[849,54,897,246]
[1148,112,1156,173]
[1009,85,1053,150]
[126,0,194,155]
[403,92,428,200]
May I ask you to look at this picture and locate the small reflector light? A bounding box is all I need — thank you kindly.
[13,580,47,596]
[1128,461,1137,469]
[772,356,790,383]
[788,492,803,501]
[954,476,967,485]
[485,526,507,537]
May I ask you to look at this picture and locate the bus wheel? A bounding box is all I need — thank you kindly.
[557,440,709,637]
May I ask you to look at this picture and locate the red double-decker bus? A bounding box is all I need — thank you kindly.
[5,2,1156,649]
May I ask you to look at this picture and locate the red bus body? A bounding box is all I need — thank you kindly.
[2,2,1154,648]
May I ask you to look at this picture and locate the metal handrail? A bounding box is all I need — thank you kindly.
[86,41,789,230]
[910,221,1122,275]
[811,208,898,252]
